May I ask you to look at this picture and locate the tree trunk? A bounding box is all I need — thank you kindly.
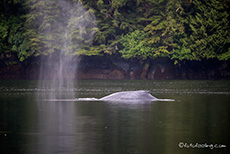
[140,60,150,79]
[4,0,7,16]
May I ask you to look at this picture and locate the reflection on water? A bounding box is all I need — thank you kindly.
[36,102,77,154]
[0,80,229,154]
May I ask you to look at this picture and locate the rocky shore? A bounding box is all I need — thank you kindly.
[0,55,230,80]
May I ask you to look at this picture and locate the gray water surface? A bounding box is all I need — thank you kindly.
[0,80,229,154]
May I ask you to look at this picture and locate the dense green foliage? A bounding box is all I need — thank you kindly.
[0,0,229,63]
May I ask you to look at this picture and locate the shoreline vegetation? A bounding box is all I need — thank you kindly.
[0,0,229,79]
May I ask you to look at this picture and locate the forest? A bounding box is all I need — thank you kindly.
[0,0,230,65]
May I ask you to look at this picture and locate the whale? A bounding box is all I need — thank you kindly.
[43,90,174,102]
[99,90,157,101]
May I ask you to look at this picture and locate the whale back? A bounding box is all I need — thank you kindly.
[100,90,157,101]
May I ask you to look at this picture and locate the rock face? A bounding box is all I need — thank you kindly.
[75,56,230,80]
[0,55,230,79]
[0,64,23,79]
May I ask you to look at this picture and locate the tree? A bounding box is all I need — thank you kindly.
[174,0,230,61]
[119,0,183,60]
[21,0,97,61]
[0,0,229,63]
[84,0,139,55]
[120,30,153,59]
[0,0,26,62]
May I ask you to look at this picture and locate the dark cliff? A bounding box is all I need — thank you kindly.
[0,54,230,80]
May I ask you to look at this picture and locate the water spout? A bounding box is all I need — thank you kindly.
[36,0,96,100]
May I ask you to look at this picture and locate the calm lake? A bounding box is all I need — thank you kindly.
[0,80,229,154]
